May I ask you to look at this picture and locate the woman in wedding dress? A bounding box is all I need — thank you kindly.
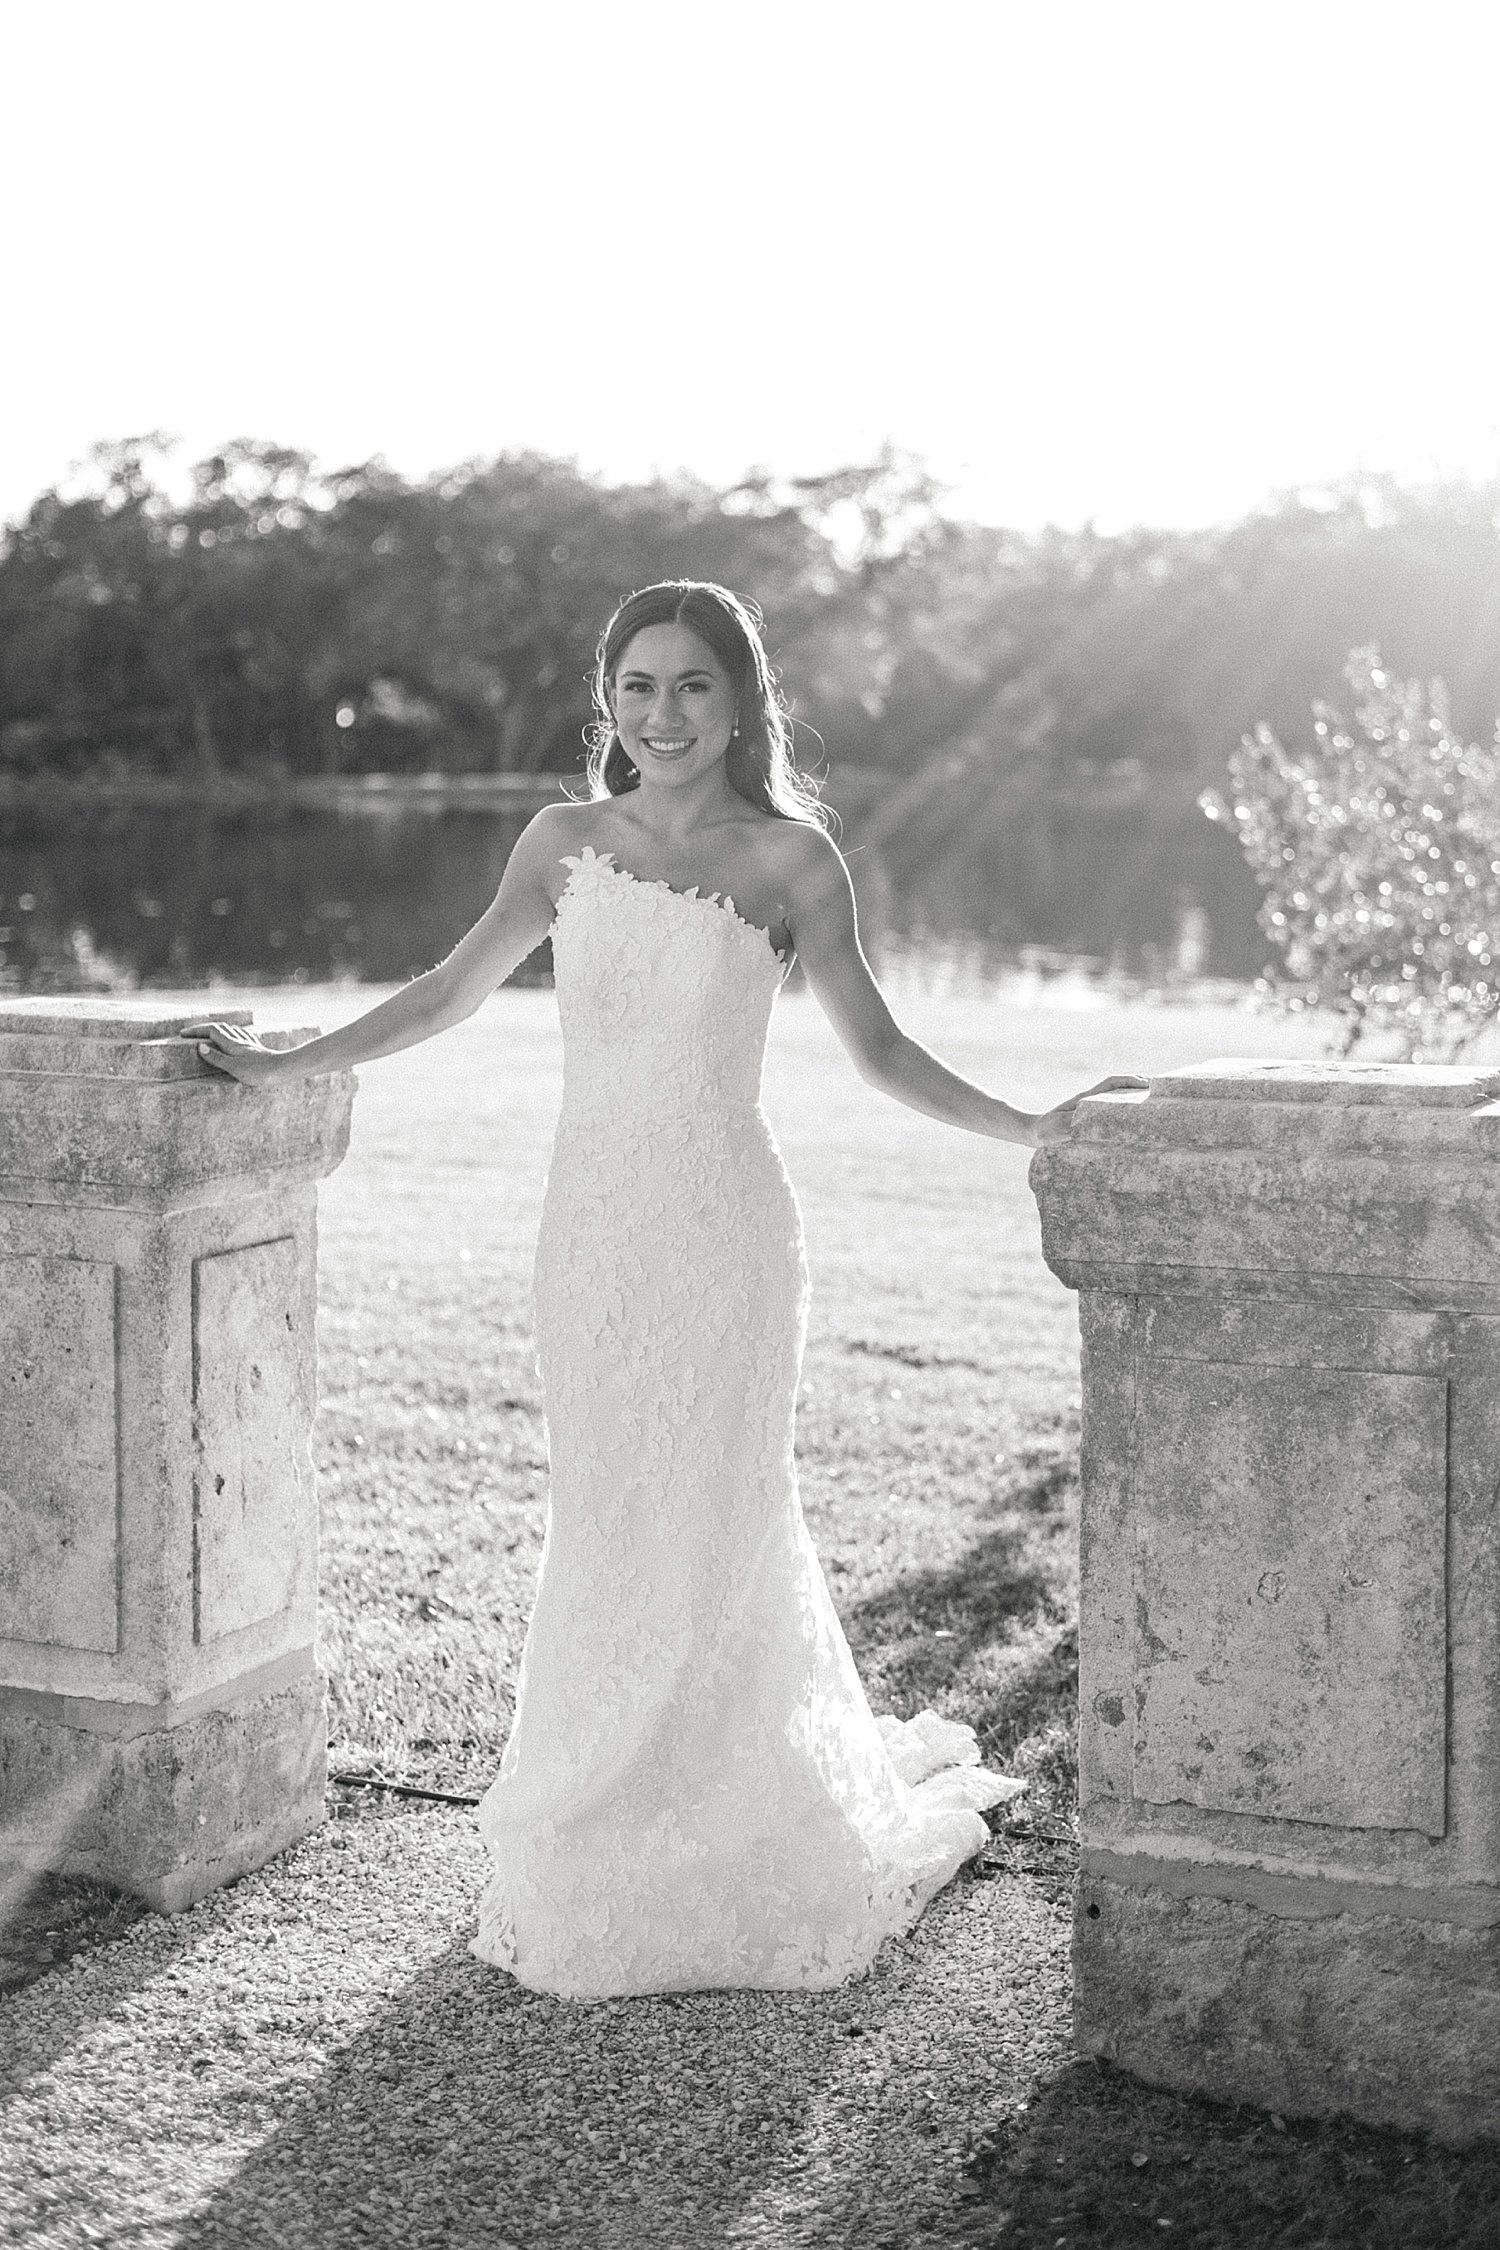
[187,580,1141,1999]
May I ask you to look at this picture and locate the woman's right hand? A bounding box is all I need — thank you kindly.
[179,1021,292,1089]
[1030,1074,1149,1145]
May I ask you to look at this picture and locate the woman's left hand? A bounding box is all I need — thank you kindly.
[1030,1074,1149,1146]
[178,1021,290,1089]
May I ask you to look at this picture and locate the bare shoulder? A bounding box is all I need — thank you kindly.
[508,798,609,893]
[527,797,610,849]
[759,818,850,908]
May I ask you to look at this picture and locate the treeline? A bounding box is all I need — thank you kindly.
[0,438,976,781]
[3,436,1499,954]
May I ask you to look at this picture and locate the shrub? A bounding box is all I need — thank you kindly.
[1201,645,1500,1059]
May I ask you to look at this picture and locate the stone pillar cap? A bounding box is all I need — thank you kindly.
[1034,1054,1500,1297]
[0,999,253,1039]
[0,1000,318,1082]
[1066,1059,1500,1147]
[1140,1058,1500,1108]
[0,999,352,1201]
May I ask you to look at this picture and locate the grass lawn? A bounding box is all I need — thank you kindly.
[5,974,1496,2247]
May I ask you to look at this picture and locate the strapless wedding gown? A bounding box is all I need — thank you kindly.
[470,846,1020,1997]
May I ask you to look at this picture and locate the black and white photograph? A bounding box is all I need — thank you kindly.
[2,3,1498,2244]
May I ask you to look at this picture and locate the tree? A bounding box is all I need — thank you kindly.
[1201,646,1500,1058]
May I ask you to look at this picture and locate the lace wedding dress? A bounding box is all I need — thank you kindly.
[470,846,1020,1997]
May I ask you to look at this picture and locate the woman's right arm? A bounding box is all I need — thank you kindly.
[182,806,568,1085]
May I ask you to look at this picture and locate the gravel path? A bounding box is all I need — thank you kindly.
[1,1806,1070,2250]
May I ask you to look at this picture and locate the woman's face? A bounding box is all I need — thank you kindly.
[611,622,738,786]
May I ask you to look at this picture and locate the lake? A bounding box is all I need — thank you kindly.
[0,783,1267,996]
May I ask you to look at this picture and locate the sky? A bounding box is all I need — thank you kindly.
[6,0,1499,533]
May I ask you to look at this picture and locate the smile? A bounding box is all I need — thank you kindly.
[643,737,695,755]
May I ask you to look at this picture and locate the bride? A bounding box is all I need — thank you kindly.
[187,579,1141,1998]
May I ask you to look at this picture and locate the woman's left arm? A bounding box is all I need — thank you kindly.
[783,829,1145,1148]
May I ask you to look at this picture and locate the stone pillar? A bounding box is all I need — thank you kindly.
[1030,1060,1500,2147]
[0,1000,353,1912]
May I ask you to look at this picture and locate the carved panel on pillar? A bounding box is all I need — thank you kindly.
[191,1237,308,1643]
[0,1254,119,1653]
[1131,1358,1448,1835]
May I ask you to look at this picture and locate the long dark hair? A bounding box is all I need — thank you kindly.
[585,580,829,827]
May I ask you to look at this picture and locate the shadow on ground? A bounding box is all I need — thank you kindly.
[0,1869,148,1998]
[958,2056,1500,2250]
[0,1868,182,2094]
[173,1939,900,2250]
[846,1519,1061,1709]
[172,1935,1500,2250]
[842,1427,1080,1820]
